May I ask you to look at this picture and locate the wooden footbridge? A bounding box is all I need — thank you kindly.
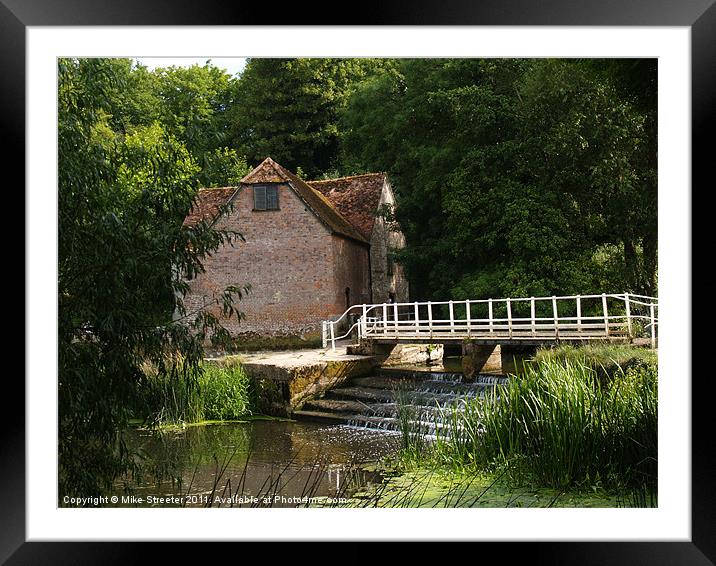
[322,292,658,352]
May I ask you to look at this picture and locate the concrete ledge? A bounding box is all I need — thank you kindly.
[462,343,502,378]
[218,348,377,416]
[383,343,444,366]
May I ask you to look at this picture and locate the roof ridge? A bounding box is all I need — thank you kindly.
[308,172,385,183]
[199,157,371,244]
[240,156,283,184]
[272,162,369,244]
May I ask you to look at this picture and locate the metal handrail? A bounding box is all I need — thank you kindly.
[321,320,361,349]
[322,292,658,351]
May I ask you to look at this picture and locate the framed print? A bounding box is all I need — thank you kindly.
[8,0,710,562]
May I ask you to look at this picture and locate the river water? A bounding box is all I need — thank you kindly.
[115,420,401,508]
[114,359,499,508]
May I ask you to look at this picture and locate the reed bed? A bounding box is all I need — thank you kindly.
[139,360,253,425]
[533,344,657,382]
[396,349,657,500]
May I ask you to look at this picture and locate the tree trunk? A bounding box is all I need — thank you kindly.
[642,235,658,296]
[623,238,640,292]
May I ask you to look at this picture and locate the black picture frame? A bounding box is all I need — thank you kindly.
[6,0,708,562]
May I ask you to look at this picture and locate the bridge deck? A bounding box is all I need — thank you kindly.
[322,293,658,351]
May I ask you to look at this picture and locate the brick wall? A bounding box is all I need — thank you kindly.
[184,182,361,337]
[331,235,371,312]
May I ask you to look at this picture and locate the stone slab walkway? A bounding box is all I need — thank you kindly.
[206,339,373,369]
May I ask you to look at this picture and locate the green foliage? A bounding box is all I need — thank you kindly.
[78,58,246,188]
[84,56,657,300]
[152,62,237,158]
[116,122,200,200]
[533,344,658,378]
[196,147,250,187]
[201,363,252,420]
[227,58,395,177]
[341,58,657,299]
[393,386,431,464]
[58,58,244,499]
[84,58,162,134]
[428,350,657,497]
[77,57,657,303]
[139,361,253,424]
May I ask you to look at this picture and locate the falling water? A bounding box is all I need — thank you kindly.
[298,367,509,437]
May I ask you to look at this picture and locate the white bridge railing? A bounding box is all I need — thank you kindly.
[322,292,658,352]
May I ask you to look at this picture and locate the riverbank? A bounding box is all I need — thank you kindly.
[333,466,625,508]
[135,344,378,424]
[116,343,657,509]
[338,344,658,508]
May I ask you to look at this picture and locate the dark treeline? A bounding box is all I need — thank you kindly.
[69,57,657,301]
[341,59,657,300]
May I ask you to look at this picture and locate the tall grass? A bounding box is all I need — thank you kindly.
[533,344,657,383]
[139,360,253,425]
[200,363,252,420]
[393,385,431,464]
[433,356,657,494]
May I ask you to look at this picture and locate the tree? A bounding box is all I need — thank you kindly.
[227,58,395,177]
[58,58,243,498]
[515,60,657,295]
[152,62,237,159]
[341,59,529,299]
[196,147,250,187]
[340,59,657,300]
[116,122,200,199]
[587,58,658,295]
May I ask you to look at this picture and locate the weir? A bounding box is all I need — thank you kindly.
[293,366,509,435]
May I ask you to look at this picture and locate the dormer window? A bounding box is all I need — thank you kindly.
[253,184,279,211]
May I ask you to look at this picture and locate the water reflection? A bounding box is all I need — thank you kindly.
[115,421,400,508]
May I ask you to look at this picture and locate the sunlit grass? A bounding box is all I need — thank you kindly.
[138,360,253,425]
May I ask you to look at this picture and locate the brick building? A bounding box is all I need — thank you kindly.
[182,157,408,338]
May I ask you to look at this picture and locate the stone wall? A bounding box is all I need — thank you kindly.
[370,181,409,303]
[237,354,377,416]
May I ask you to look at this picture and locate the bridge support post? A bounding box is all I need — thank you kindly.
[500,344,537,375]
[462,342,501,380]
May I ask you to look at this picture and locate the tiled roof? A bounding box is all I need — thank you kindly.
[182,158,386,245]
[242,157,369,244]
[307,173,386,241]
[182,187,237,227]
[239,157,285,184]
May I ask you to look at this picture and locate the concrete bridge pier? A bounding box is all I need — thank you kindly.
[348,340,444,366]
[353,339,538,378]
[461,342,502,379]
[461,342,538,378]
